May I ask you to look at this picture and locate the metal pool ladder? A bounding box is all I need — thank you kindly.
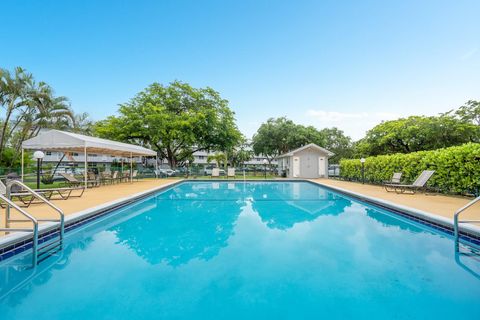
[454,196,480,251]
[0,180,65,266]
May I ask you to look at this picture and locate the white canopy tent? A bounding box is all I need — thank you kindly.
[21,130,158,188]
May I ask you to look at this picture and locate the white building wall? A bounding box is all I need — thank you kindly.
[279,150,329,179]
[148,150,277,168]
[44,147,279,168]
[42,151,143,164]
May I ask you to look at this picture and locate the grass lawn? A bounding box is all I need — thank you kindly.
[20,175,280,189]
[184,174,278,180]
[23,180,67,189]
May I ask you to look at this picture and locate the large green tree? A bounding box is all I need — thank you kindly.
[319,127,353,163]
[355,115,480,156]
[94,81,242,168]
[453,100,480,125]
[252,118,302,163]
[252,117,352,164]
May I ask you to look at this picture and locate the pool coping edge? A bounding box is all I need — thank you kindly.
[0,179,184,260]
[309,180,480,240]
[1,178,479,262]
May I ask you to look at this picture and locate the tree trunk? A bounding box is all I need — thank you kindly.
[52,154,66,176]
[0,103,14,163]
[167,148,176,169]
[9,134,27,168]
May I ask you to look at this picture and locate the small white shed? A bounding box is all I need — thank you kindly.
[276,143,334,179]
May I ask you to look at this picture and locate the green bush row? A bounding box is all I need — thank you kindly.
[339,143,480,195]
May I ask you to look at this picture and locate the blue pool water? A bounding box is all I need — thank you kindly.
[0,181,479,319]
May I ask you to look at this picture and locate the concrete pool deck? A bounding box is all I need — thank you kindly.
[0,178,180,233]
[311,178,480,223]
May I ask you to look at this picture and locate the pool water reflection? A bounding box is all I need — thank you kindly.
[0,181,479,319]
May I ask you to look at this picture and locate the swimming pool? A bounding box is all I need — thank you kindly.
[0,181,479,319]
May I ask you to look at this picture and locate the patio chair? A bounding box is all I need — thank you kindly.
[88,172,101,187]
[132,170,139,181]
[60,173,82,187]
[385,170,435,194]
[211,168,220,178]
[42,186,85,201]
[60,173,98,188]
[0,180,85,208]
[0,180,38,207]
[100,172,114,185]
[384,172,403,192]
[109,171,120,184]
[227,168,235,179]
[122,171,130,182]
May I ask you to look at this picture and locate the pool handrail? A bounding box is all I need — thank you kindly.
[5,180,65,266]
[6,180,65,238]
[454,196,480,251]
[0,193,39,265]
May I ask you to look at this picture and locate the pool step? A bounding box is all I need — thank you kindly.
[454,196,480,252]
[455,246,480,279]
[35,230,64,264]
[37,238,62,258]
[458,241,480,257]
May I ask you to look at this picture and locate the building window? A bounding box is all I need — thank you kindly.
[72,153,79,156]
[45,151,52,156]
[88,154,97,157]
[198,156,204,160]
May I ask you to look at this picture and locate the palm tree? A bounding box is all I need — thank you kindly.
[1,66,91,169]
[27,81,74,136]
[8,82,75,167]
[0,67,34,163]
[207,152,227,168]
[71,112,94,134]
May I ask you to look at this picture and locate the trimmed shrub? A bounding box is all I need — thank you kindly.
[339,143,480,195]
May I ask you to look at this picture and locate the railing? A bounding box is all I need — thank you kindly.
[455,250,480,280]
[0,194,39,265]
[6,180,65,239]
[3,180,65,266]
[454,196,480,251]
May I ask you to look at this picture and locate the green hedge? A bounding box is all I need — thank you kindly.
[339,143,480,195]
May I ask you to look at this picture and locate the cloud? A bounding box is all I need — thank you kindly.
[306,110,399,123]
[460,48,478,60]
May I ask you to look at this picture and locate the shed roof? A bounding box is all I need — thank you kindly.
[276,143,334,159]
[22,129,157,157]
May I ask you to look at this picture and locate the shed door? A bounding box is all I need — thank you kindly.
[318,157,326,176]
[293,156,300,177]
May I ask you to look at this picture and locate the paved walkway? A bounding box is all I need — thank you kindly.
[1,178,178,233]
[312,179,480,222]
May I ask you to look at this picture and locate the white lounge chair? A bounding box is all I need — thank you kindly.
[227,168,235,179]
[384,172,403,192]
[211,168,220,178]
[60,172,99,188]
[132,170,139,181]
[385,170,435,194]
[0,180,84,207]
